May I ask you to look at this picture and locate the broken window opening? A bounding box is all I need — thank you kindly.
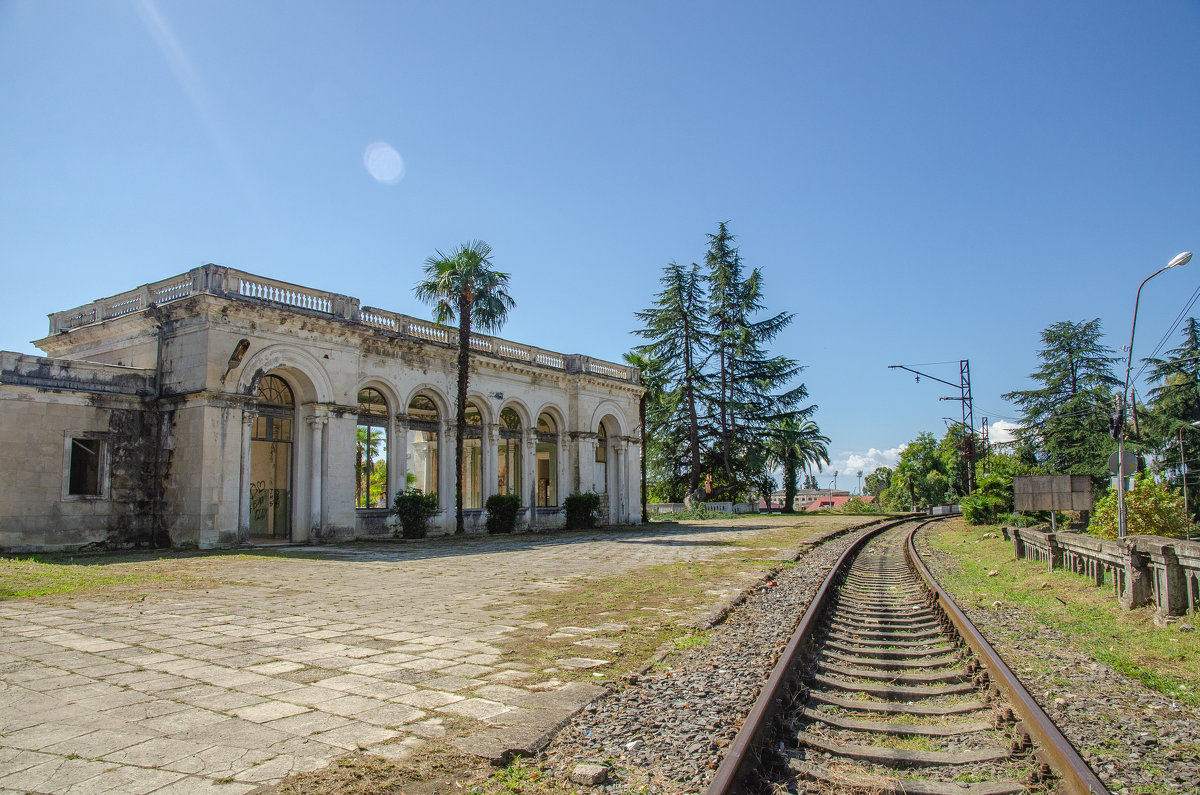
[68,438,103,496]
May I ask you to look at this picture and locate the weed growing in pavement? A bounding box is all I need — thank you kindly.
[671,629,713,651]
[480,756,541,793]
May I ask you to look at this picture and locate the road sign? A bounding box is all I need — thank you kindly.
[1108,450,1137,477]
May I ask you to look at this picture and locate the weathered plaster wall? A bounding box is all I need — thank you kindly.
[0,353,163,553]
[11,273,644,550]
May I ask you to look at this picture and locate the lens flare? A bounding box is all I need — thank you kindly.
[363,142,405,184]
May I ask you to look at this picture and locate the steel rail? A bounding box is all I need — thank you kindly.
[904,523,1110,795]
[703,516,917,795]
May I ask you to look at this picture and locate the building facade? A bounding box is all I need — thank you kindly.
[0,265,644,552]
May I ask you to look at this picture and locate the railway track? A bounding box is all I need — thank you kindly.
[705,518,1108,795]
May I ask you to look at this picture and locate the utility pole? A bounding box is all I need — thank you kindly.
[889,359,976,492]
[980,417,989,477]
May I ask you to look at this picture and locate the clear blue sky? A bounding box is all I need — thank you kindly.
[3,1,1199,485]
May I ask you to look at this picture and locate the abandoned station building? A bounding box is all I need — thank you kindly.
[0,265,644,552]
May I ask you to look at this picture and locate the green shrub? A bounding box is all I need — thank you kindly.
[650,504,725,521]
[391,488,439,539]
[960,474,1014,525]
[840,497,879,514]
[485,493,522,534]
[565,492,602,529]
[1087,473,1188,540]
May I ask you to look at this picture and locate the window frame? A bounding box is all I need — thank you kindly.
[61,431,110,501]
[355,387,390,510]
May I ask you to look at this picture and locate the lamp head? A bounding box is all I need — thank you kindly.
[1168,251,1192,269]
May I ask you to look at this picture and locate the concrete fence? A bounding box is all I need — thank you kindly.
[1005,526,1200,622]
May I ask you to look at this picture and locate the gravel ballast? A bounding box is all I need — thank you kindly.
[541,521,884,793]
[916,530,1200,795]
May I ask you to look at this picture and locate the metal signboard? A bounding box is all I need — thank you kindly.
[1012,475,1093,512]
[1107,450,1137,477]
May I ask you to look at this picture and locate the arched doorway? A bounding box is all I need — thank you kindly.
[536,412,558,507]
[406,394,439,496]
[595,421,608,494]
[498,407,522,497]
[250,374,294,540]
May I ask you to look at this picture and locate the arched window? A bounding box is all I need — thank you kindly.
[407,395,439,497]
[355,388,389,509]
[595,422,608,494]
[250,375,294,538]
[497,407,522,498]
[536,412,558,507]
[461,402,483,509]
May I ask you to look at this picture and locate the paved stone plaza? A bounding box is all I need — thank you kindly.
[0,518,853,794]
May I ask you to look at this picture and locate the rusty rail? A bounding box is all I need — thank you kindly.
[703,516,914,795]
[705,517,1109,795]
[905,523,1109,795]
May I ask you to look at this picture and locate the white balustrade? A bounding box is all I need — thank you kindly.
[45,266,637,383]
[237,278,332,313]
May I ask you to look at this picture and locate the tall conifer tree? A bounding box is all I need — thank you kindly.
[634,262,709,496]
[701,222,806,496]
[1002,318,1118,478]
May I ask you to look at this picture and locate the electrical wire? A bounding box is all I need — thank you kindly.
[1130,280,1200,384]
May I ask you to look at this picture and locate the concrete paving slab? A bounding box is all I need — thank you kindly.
[0,517,852,793]
[229,701,310,723]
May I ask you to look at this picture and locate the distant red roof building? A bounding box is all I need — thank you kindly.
[804,494,875,512]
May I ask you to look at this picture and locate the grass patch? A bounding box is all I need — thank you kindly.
[671,629,712,650]
[503,517,864,679]
[267,747,583,795]
[0,556,198,599]
[923,519,1200,707]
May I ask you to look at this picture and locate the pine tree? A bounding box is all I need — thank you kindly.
[1144,318,1200,518]
[701,222,806,497]
[633,262,709,497]
[1002,319,1119,478]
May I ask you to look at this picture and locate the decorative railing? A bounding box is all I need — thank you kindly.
[47,264,639,384]
[235,274,332,313]
[1007,527,1200,620]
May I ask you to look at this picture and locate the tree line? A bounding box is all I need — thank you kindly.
[867,317,1198,533]
[631,222,828,508]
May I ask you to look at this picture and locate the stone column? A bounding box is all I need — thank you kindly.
[308,413,327,541]
[524,428,538,527]
[238,410,255,543]
[439,420,455,522]
[628,439,642,523]
[557,434,569,507]
[393,416,408,502]
[577,436,595,493]
[1119,539,1153,610]
[484,424,499,503]
[612,442,626,524]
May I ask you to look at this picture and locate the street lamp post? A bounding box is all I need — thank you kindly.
[1117,251,1192,539]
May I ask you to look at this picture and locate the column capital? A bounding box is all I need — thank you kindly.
[307,415,328,428]
[242,411,257,427]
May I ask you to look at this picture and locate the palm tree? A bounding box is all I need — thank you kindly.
[415,241,515,534]
[768,416,830,512]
